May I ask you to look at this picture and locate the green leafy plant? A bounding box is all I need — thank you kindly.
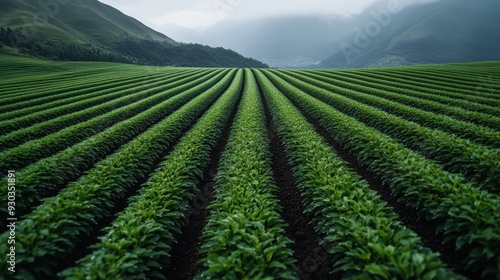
[260,69,500,278]
[60,69,243,279]
[286,69,500,149]
[0,69,202,149]
[255,69,462,280]
[0,69,219,167]
[270,69,500,193]
[0,70,237,279]
[196,69,297,279]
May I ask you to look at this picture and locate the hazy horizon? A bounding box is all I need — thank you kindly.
[93,0,500,68]
[99,0,378,30]
[97,0,443,67]
[99,0,439,32]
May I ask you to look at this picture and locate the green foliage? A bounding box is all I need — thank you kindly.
[0,69,211,136]
[0,56,498,278]
[260,70,500,278]
[0,70,227,223]
[0,69,222,170]
[270,70,500,193]
[1,23,268,67]
[337,69,500,106]
[254,69,462,279]
[196,69,297,279]
[60,70,243,279]
[0,69,204,149]
[287,70,500,149]
[0,70,187,121]
[0,70,237,279]
[306,69,500,131]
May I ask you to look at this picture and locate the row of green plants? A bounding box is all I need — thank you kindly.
[305,69,500,131]
[427,67,500,83]
[0,70,187,121]
[0,69,232,226]
[61,69,244,280]
[343,65,500,94]
[255,69,462,279]
[0,69,238,279]
[360,70,500,107]
[0,69,95,89]
[390,66,500,99]
[0,69,224,170]
[196,69,297,279]
[0,69,209,150]
[285,70,500,149]
[0,63,172,87]
[0,61,146,83]
[381,68,500,94]
[315,68,500,118]
[0,69,165,113]
[266,72,500,278]
[271,70,500,193]
[0,69,208,135]
[342,69,500,106]
[374,66,500,93]
[0,67,131,98]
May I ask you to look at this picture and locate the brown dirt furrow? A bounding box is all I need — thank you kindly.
[260,87,334,280]
[163,85,242,280]
[291,101,474,279]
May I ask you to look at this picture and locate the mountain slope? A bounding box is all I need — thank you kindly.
[0,0,267,67]
[318,0,500,68]
[162,15,353,68]
[193,16,348,66]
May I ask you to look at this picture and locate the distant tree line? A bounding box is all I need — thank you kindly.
[0,27,135,63]
[0,27,268,68]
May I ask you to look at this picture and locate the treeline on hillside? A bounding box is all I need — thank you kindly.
[0,27,136,63]
[112,37,267,67]
[0,27,268,68]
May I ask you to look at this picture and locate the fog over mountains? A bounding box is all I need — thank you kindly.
[161,0,500,68]
[320,0,500,68]
[1,0,498,68]
[0,0,268,67]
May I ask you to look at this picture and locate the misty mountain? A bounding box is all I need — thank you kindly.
[162,15,352,68]
[157,1,444,68]
[194,16,347,65]
[0,0,267,67]
[319,0,500,68]
[161,0,500,69]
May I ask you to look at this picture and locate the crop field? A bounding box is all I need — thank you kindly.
[0,55,499,279]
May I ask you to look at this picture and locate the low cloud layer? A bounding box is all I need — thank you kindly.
[100,0,384,29]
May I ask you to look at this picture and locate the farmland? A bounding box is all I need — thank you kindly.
[0,55,499,279]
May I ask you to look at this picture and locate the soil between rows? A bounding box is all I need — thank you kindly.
[290,100,476,279]
[163,83,243,279]
[166,80,335,280]
[54,113,203,278]
[259,82,333,279]
[54,88,234,278]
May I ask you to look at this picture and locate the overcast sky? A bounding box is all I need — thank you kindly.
[99,0,384,30]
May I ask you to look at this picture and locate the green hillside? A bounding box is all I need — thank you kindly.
[0,0,267,67]
[0,0,171,43]
[319,0,500,68]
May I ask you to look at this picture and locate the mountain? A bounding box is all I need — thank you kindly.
[0,0,267,67]
[161,15,353,68]
[318,0,500,68]
[160,0,499,69]
[191,16,349,68]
